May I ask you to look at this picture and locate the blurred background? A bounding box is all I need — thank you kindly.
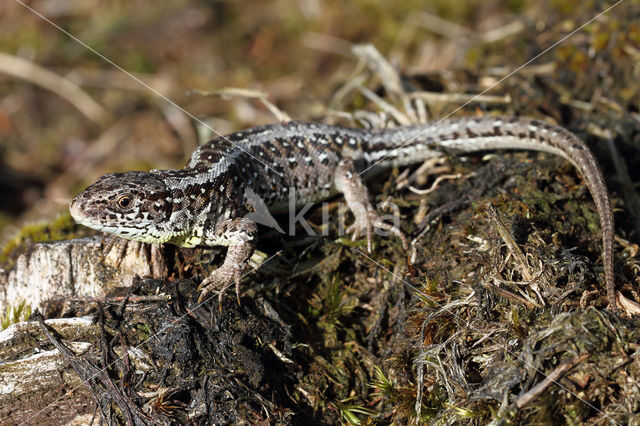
[0,0,638,245]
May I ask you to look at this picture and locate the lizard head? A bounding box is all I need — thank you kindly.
[70,171,174,243]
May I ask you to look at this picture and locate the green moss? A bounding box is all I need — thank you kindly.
[1,300,32,331]
[0,213,85,267]
[136,323,152,338]
[335,398,376,425]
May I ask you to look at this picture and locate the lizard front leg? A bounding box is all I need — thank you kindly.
[334,159,407,252]
[197,217,258,306]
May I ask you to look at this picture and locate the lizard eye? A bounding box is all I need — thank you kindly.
[117,194,133,210]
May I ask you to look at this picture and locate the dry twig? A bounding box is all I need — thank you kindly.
[0,52,109,124]
[515,353,590,409]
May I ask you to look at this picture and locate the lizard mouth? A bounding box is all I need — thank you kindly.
[70,198,121,235]
[69,197,82,219]
[69,196,92,227]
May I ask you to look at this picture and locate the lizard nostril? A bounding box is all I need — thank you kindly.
[69,197,84,220]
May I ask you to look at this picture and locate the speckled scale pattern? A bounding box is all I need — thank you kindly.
[69,116,616,308]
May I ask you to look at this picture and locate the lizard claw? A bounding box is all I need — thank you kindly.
[197,263,244,309]
[346,209,407,252]
[346,209,376,252]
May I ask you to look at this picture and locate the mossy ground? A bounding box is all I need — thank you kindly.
[0,213,88,267]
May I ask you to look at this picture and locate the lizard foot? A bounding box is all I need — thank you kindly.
[346,208,407,253]
[197,262,245,308]
[196,217,257,309]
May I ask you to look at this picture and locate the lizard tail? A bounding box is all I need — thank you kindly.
[366,116,616,308]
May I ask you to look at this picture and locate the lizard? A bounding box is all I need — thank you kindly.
[69,116,616,308]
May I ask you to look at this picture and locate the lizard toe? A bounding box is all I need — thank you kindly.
[346,209,405,252]
[197,263,245,308]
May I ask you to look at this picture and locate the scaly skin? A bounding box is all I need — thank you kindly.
[70,116,616,308]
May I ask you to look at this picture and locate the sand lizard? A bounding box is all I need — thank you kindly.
[69,116,616,308]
